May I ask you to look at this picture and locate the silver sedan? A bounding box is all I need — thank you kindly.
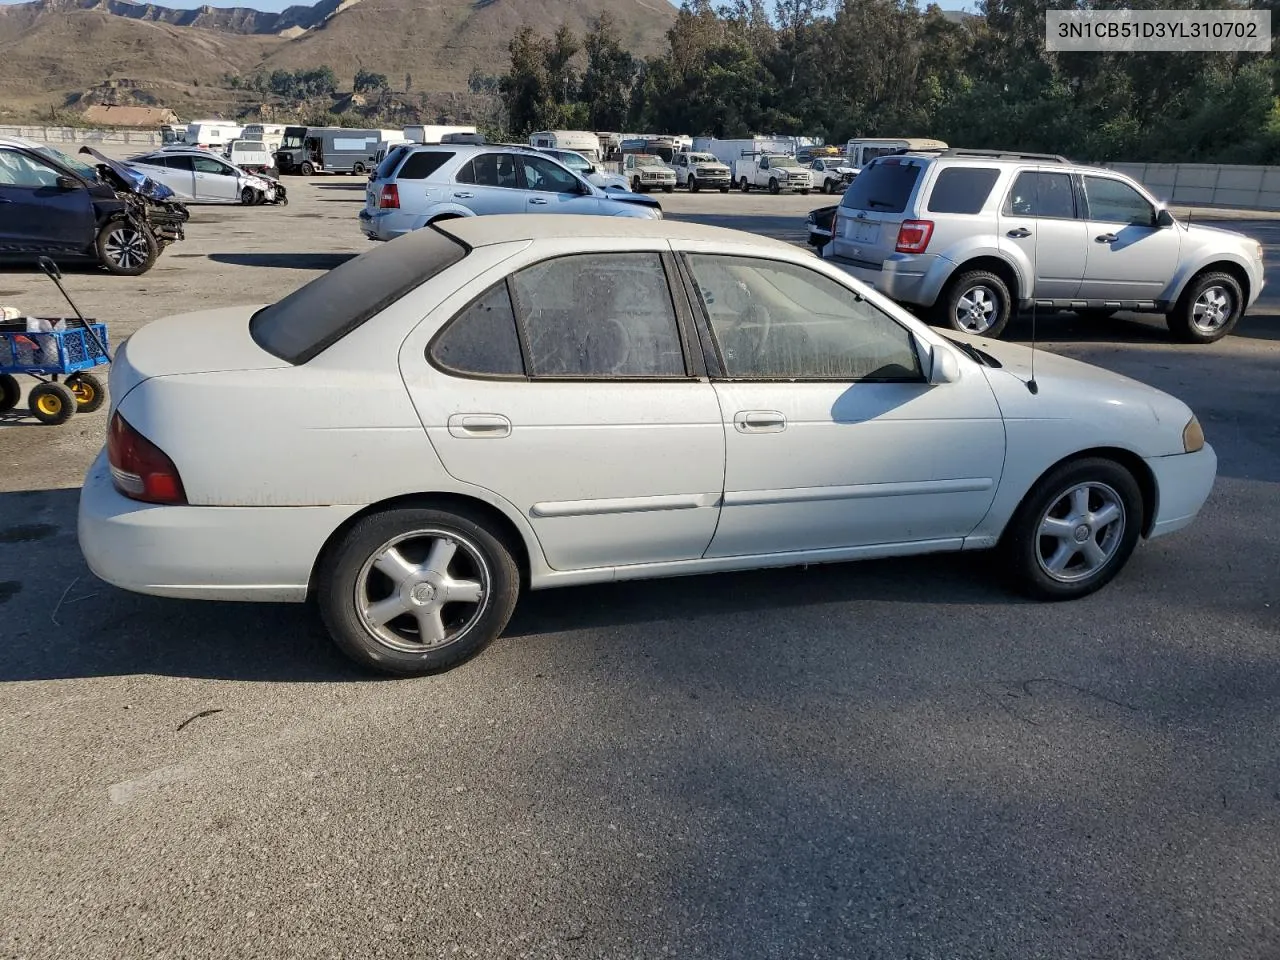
[127,149,278,205]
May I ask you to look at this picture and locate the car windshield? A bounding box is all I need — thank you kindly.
[250,228,468,364]
[772,156,801,168]
[35,145,97,180]
[235,141,266,152]
[281,134,304,149]
[554,151,589,171]
[635,155,665,168]
[689,154,717,164]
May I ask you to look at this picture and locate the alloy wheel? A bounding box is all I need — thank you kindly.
[1035,482,1126,583]
[104,228,149,270]
[354,528,491,654]
[955,285,998,334]
[1191,285,1233,335]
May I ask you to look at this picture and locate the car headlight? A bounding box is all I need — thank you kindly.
[1183,415,1205,453]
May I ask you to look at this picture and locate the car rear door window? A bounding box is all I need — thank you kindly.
[511,253,686,378]
[685,254,922,381]
[429,282,525,378]
[1005,171,1076,219]
[840,159,923,213]
[456,153,520,189]
[396,151,454,180]
[926,167,1000,214]
[1083,176,1155,225]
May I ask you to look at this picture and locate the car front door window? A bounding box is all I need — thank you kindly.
[518,156,581,195]
[1083,176,1155,226]
[0,149,62,188]
[686,255,922,381]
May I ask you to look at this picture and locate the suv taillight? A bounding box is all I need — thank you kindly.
[895,219,934,254]
[108,412,187,505]
[378,184,400,209]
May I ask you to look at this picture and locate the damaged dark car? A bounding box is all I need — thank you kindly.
[0,138,187,276]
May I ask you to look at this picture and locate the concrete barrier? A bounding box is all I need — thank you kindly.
[1105,161,1280,211]
[0,125,160,147]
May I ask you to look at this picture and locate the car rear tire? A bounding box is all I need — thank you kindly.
[316,505,520,676]
[0,373,20,413]
[688,176,699,193]
[66,372,105,413]
[739,177,751,192]
[1001,457,1143,600]
[938,269,1012,338]
[96,222,158,276]
[28,382,75,425]
[300,161,316,177]
[240,186,257,205]
[352,163,366,176]
[768,177,780,195]
[1167,271,1242,344]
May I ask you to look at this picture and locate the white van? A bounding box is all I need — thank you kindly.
[184,121,243,151]
[403,124,478,144]
[224,139,274,175]
[241,123,288,153]
[844,137,947,169]
[528,130,602,164]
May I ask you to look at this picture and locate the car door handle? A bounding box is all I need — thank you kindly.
[447,414,511,439]
[453,192,473,199]
[1006,228,1031,238]
[1095,233,1119,243]
[734,410,787,433]
[529,197,549,205]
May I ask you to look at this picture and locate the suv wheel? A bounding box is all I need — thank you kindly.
[1167,271,1242,344]
[939,270,1012,338]
[316,506,520,676]
[96,222,158,276]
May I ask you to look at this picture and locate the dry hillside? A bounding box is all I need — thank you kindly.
[0,0,674,118]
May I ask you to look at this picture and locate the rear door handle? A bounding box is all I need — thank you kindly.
[1006,228,1031,238]
[453,192,473,199]
[529,197,549,205]
[734,410,787,433]
[447,414,511,439]
[1095,233,1119,243]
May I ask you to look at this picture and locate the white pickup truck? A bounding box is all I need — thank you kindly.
[672,151,732,192]
[734,153,811,194]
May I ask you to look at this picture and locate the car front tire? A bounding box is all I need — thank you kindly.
[688,176,699,193]
[316,505,520,676]
[240,186,257,205]
[1167,271,1243,344]
[96,222,158,276]
[938,269,1012,338]
[1001,457,1144,600]
[768,177,780,194]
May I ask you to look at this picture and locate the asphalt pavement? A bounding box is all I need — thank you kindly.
[1,181,1278,959]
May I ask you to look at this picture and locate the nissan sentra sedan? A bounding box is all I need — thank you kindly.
[79,216,1217,675]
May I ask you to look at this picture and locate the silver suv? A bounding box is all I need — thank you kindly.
[825,148,1266,343]
[360,144,661,241]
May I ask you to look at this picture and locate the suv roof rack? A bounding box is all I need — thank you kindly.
[939,148,1070,163]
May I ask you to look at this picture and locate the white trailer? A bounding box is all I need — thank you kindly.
[844,137,947,169]
[403,124,478,144]
[241,123,289,153]
[691,136,797,171]
[528,130,603,164]
[184,120,243,151]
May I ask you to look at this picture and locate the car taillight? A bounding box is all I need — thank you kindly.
[107,412,187,505]
[895,219,934,254]
[379,184,400,209]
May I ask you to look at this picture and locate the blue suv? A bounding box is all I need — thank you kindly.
[360,144,661,241]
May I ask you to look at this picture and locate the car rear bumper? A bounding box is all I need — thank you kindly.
[359,209,405,241]
[78,451,358,602]
[1144,444,1217,538]
[827,252,947,305]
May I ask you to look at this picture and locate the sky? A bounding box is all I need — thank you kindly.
[0,0,975,11]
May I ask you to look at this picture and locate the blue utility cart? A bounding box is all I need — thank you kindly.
[0,259,110,425]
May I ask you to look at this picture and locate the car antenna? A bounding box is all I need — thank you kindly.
[1025,175,1040,395]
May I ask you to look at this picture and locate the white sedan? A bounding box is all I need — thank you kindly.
[79,216,1216,675]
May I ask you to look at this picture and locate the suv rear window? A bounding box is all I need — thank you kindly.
[250,228,468,364]
[926,167,1000,214]
[840,159,923,213]
[395,150,455,180]
[376,145,411,180]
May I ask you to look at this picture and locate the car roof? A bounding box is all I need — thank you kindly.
[0,135,44,150]
[435,214,797,252]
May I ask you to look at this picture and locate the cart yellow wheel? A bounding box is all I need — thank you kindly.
[0,373,19,414]
[28,382,75,425]
[67,372,106,413]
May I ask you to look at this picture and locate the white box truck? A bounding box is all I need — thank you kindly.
[403,124,478,144]
[528,130,603,164]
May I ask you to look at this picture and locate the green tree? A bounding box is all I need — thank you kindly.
[581,13,636,130]
[354,69,390,93]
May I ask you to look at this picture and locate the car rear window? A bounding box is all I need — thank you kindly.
[840,159,924,213]
[395,150,455,180]
[376,145,412,180]
[926,167,1000,214]
[249,228,468,364]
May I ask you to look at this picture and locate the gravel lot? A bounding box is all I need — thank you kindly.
[2,174,1279,959]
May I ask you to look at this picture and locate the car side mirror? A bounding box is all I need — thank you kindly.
[55,176,79,191]
[927,343,961,384]
[1155,208,1175,228]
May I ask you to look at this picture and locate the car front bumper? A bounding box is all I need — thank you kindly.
[1144,444,1217,538]
[78,451,359,602]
